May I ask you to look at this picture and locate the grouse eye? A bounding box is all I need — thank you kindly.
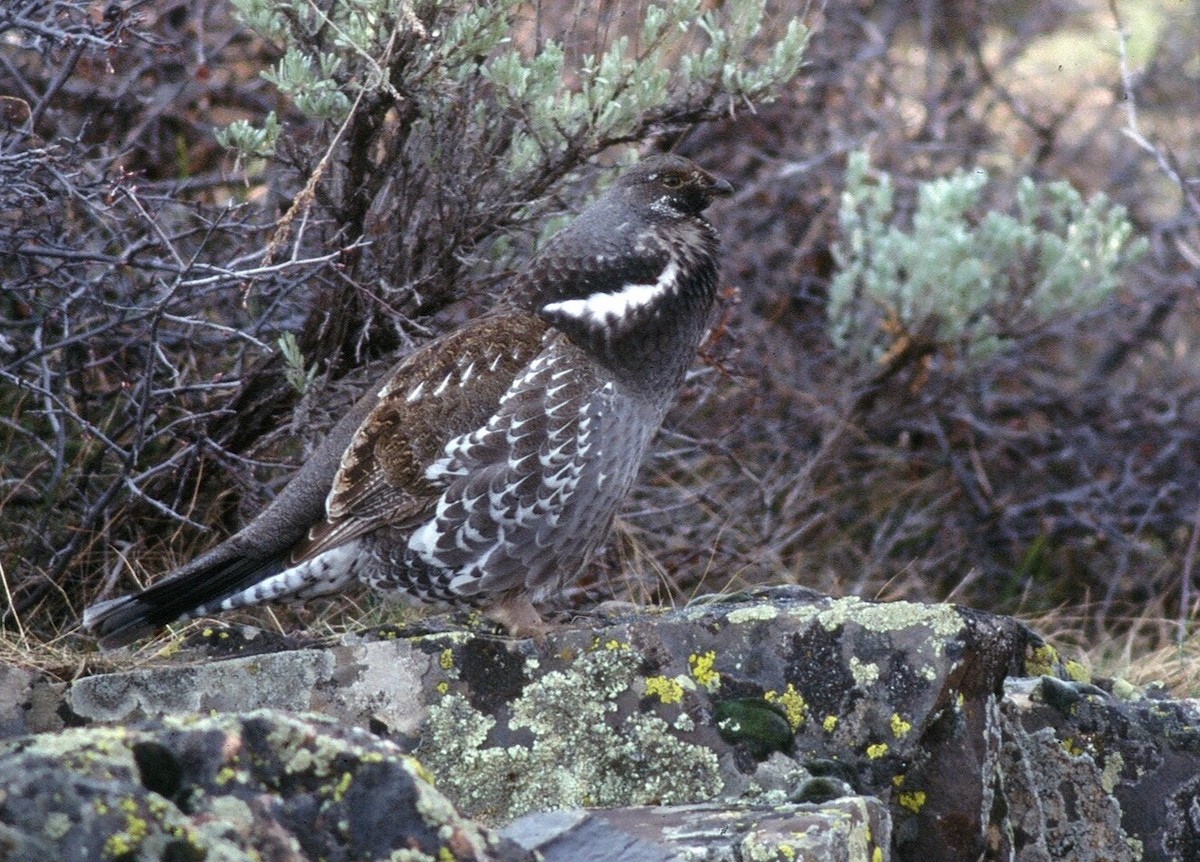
[660,173,685,189]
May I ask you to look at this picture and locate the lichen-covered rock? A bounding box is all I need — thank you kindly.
[0,663,69,737]
[500,797,891,861]
[407,590,1032,830]
[998,675,1200,862]
[8,588,1200,861]
[0,709,532,862]
[64,588,1032,829]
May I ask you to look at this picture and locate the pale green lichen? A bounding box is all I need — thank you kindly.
[726,604,779,624]
[848,657,880,687]
[740,798,883,861]
[418,646,723,823]
[1100,751,1124,794]
[9,725,130,771]
[741,830,801,861]
[42,812,72,841]
[3,711,459,862]
[204,795,254,830]
[389,849,438,862]
[846,796,882,861]
[412,773,483,855]
[817,597,965,640]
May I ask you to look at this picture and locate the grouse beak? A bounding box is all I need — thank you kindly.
[710,177,734,197]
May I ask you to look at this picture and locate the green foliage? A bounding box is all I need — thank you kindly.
[481,0,806,171]
[278,331,318,394]
[829,151,1149,365]
[262,48,352,121]
[214,110,281,157]
[221,0,808,170]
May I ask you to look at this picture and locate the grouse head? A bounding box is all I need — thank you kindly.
[596,154,735,221]
[516,155,732,388]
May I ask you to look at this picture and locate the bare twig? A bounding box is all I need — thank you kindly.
[1109,0,1200,215]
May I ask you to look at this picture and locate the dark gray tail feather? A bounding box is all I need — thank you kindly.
[82,552,287,648]
[82,356,400,648]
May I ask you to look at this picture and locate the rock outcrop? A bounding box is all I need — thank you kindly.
[2,587,1197,861]
[0,709,532,862]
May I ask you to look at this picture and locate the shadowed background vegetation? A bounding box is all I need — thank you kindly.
[2,0,1198,689]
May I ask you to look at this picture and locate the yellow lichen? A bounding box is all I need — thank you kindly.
[889,713,912,739]
[1026,644,1059,677]
[439,648,454,670]
[822,715,838,733]
[154,638,183,659]
[1111,678,1138,700]
[688,651,721,691]
[405,755,435,785]
[1063,660,1090,683]
[103,799,150,858]
[764,684,807,731]
[330,771,353,802]
[436,680,450,695]
[898,790,926,813]
[644,675,685,704]
[866,742,888,759]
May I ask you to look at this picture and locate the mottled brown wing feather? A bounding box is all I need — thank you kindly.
[406,332,664,601]
[290,310,549,563]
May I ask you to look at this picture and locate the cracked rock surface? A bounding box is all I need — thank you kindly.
[3,587,1198,861]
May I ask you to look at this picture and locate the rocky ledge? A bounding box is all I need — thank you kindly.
[2,587,1198,861]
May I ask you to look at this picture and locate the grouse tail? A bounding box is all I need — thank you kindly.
[82,551,286,648]
[81,366,392,648]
